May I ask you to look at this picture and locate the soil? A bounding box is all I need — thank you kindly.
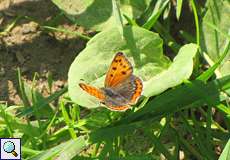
[0,0,87,104]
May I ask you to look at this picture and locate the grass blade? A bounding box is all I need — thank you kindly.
[179,30,195,43]
[154,21,180,53]
[17,68,31,108]
[142,0,170,30]
[0,104,13,137]
[60,100,77,139]
[176,0,183,20]
[0,16,21,36]
[190,0,200,46]
[170,124,203,160]
[198,38,230,81]
[123,13,138,26]
[17,86,68,117]
[42,26,91,40]
[144,130,174,160]
[31,136,88,160]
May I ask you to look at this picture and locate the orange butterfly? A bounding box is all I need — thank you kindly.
[79,52,143,111]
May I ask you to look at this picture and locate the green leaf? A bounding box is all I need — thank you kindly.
[142,0,170,30]
[0,107,41,137]
[17,68,30,108]
[176,0,183,20]
[17,86,68,117]
[31,136,89,160]
[60,100,77,139]
[51,0,151,31]
[197,40,230,81]
[83,109,122,130]
[68,25,197,109]
[42,26,91,40]
[23,82,53,118]
[219,139,230,160]
[144,43,198,96]
[201,0,230,76]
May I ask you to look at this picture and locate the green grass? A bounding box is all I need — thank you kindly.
[1,0,230,160]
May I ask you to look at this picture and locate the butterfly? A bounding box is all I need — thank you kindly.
[79,52,143,111]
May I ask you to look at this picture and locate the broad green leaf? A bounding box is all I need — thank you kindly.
[68,26,197,109]
[219,139,230,160]
[144,43,198,96]
[31,136,89,160]
[68,26,169,108]
[201,0,230,76]
[51,0,151,31]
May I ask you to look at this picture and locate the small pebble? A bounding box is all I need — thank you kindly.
[22,22,38,34]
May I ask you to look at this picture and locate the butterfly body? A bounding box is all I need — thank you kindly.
[79,52,143,111]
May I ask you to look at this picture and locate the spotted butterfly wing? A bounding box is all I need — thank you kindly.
[103,52,143,111]
[104,75,143,111]
[105,52,133,88]
[112,75,143,105]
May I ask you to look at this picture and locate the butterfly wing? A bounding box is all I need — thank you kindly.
[105,52,133,88]
[79,83,129,111]
[106,105,130,111]
[79,83,105,101]
[112,75,143,105]
[104,76,142,111]
[129,76,143,104]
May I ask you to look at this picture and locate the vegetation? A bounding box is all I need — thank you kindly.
[0,0,230,159]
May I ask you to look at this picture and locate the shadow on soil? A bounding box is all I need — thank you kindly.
[0,0,87,103]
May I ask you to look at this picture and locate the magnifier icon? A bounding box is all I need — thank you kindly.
[3,141,18,157]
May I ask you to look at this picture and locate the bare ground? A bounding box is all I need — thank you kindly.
[0,0,87,104]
